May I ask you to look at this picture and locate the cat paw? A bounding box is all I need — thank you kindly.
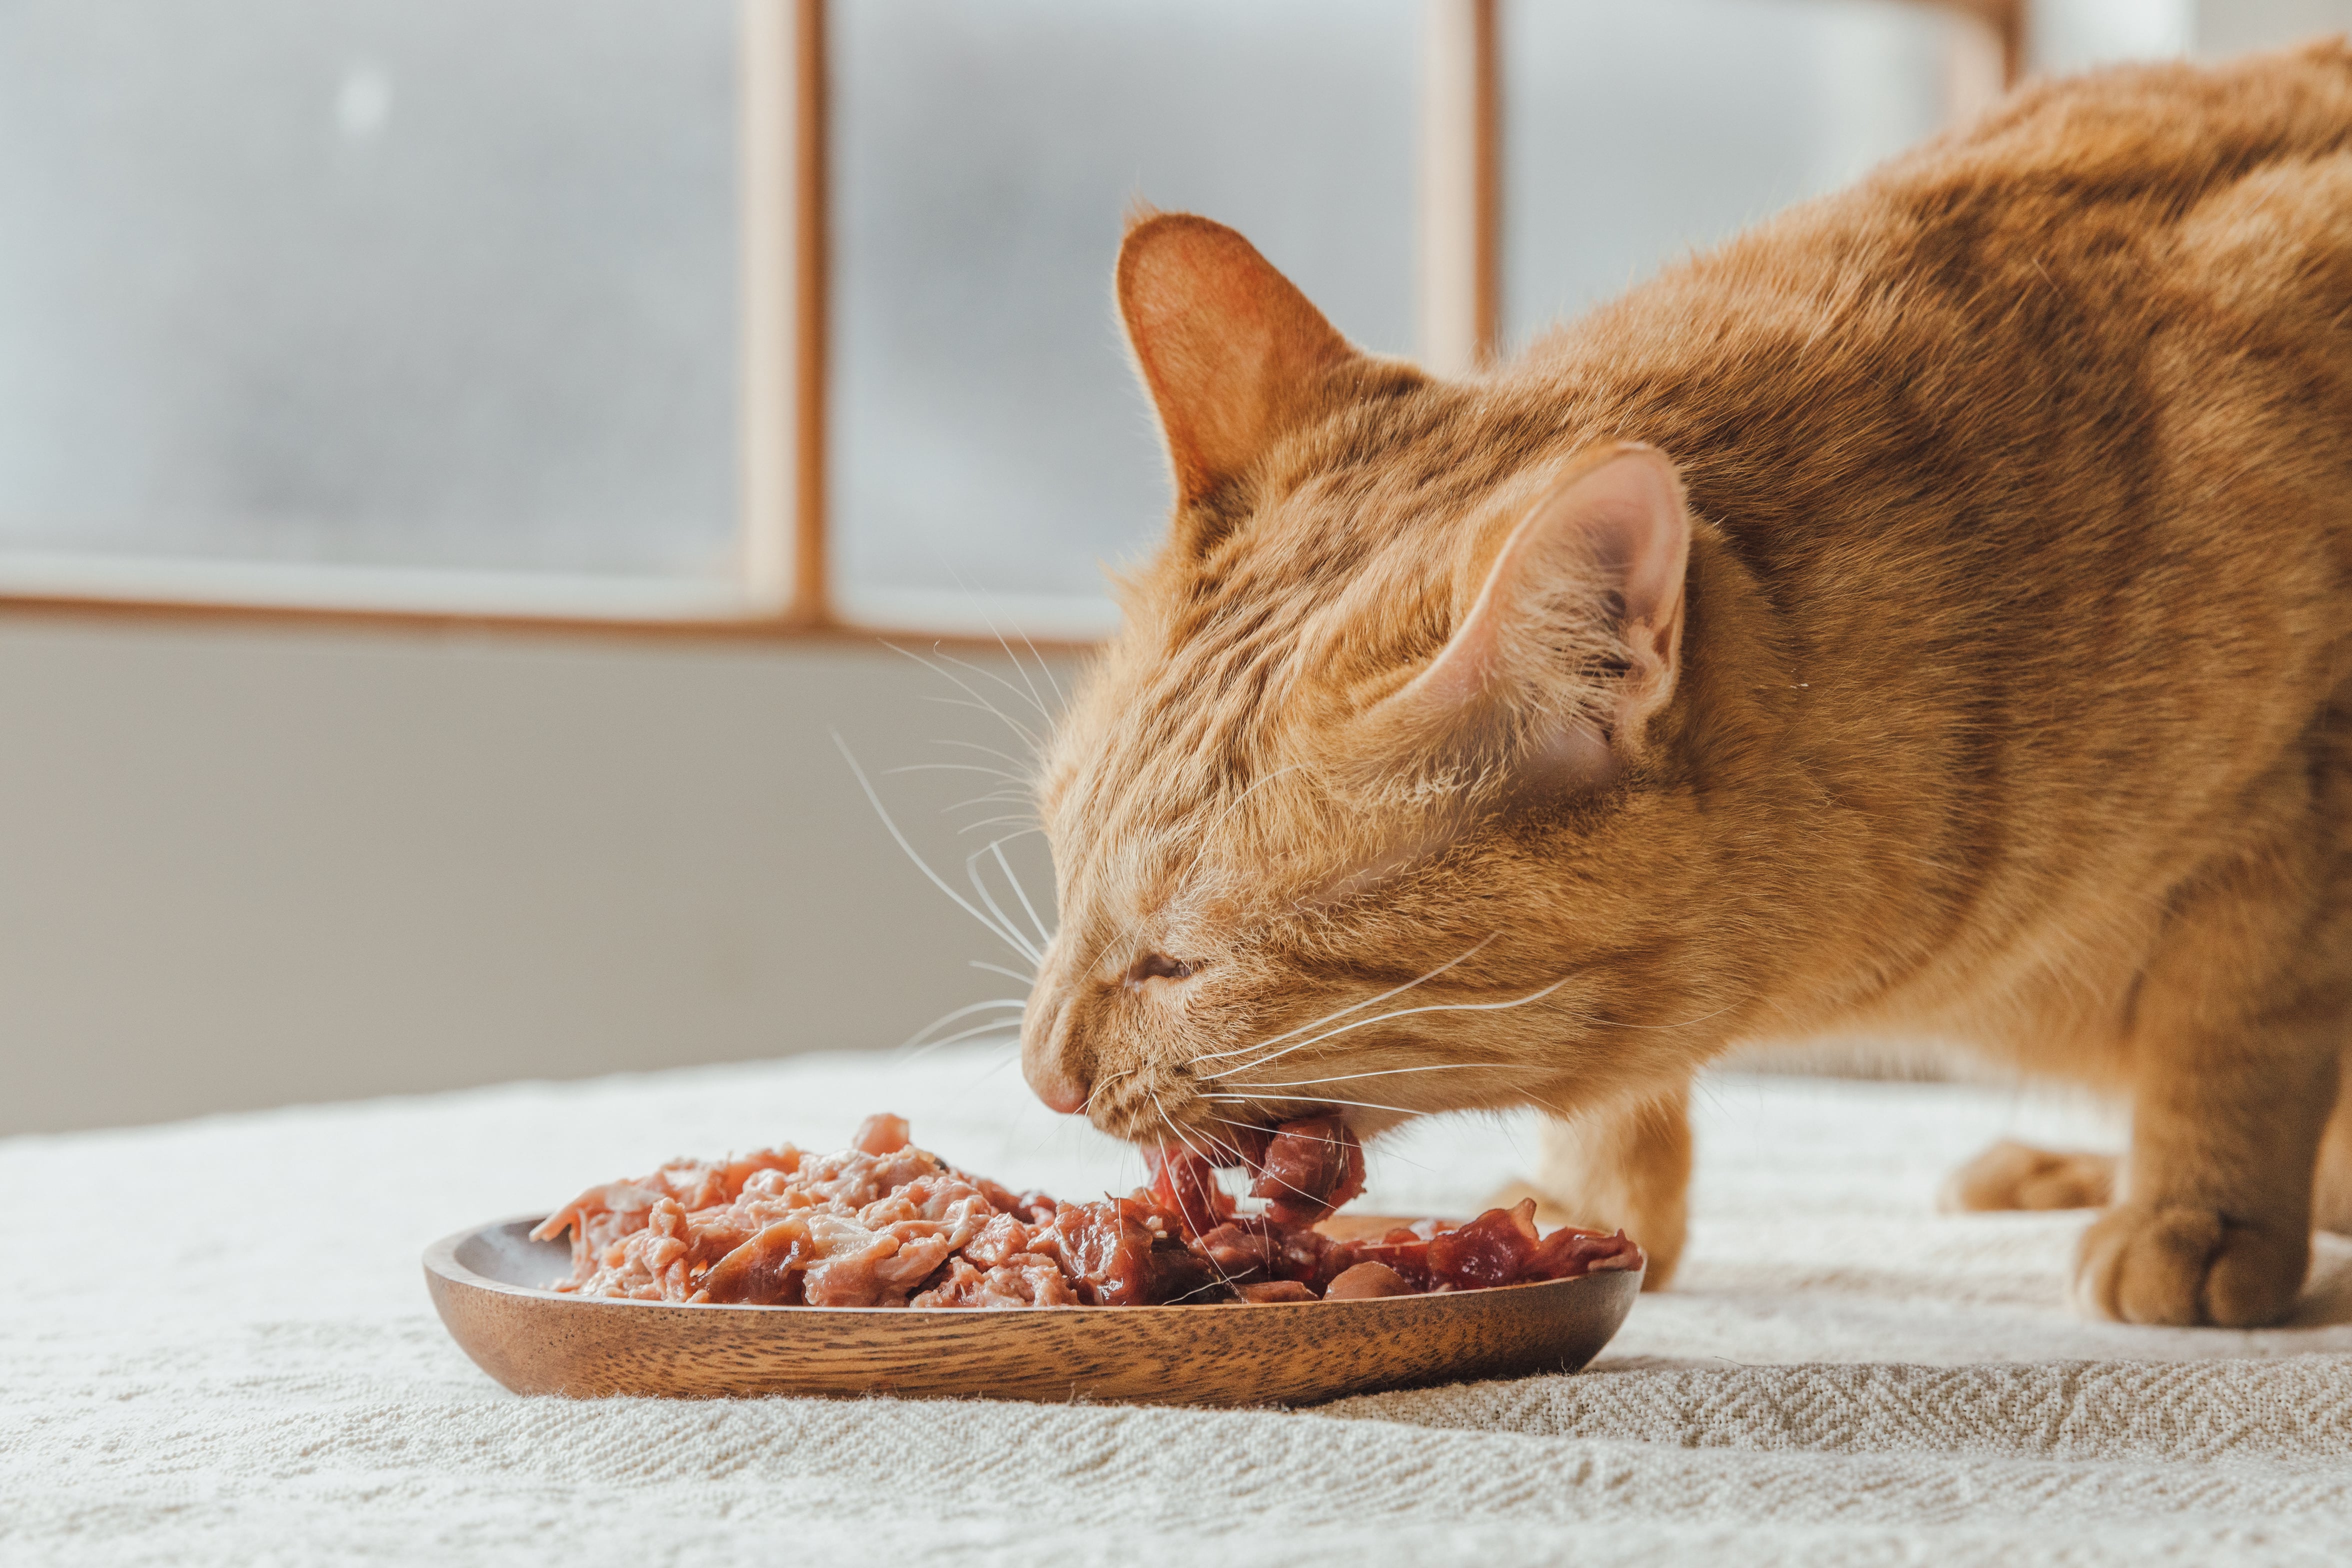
[2070,1202,2306,1326]
[1486,1180,1683,1291]
[1939,1140,2116,1212]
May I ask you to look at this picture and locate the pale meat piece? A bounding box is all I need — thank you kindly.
[1324,1261,1414,1300]
[529,1146,806,1286]
[537,1136,1004,1306]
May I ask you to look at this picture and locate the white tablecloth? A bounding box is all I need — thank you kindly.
[7,1047,2352,1565]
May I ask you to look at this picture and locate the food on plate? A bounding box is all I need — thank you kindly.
[531,1110,1642,1308]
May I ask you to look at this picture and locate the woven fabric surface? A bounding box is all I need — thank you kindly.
[6,1046,2352,1566]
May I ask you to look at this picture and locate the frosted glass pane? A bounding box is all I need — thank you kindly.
[0,0,740,584]
[2032,0,2194,72]
[834,0,1417,630]
[1505,0,1964,348]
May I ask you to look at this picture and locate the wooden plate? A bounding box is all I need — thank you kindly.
[424,1213,1640,1408]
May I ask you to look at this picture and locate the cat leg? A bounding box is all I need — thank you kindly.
[1940,1140,2116,1212]
[1500,1084,1691,1290]
[2310,1065,2352,1234]
[2072,848,2344,1327]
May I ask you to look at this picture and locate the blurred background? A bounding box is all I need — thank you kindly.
[1,0,2344,1134]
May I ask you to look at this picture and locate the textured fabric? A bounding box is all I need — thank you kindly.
[6,1047,2352,1566]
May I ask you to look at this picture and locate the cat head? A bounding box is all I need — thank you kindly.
[1022,212,1754,1158]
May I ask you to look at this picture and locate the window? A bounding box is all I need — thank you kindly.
[1504,0,1990,347]
[0,0,756,619]
[832,0,1418,638]
[0,0,2024,640]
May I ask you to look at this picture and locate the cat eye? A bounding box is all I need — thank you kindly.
[1125,953,1196,989]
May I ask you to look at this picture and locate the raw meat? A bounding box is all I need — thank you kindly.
[530,1113,1642,1309]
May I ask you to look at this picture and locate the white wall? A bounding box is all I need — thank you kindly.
[0,616,1068,1134]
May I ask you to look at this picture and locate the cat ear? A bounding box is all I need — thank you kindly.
[1117,212,1356,505]
[1372,443,1692,794]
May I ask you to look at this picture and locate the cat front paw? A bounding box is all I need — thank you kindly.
[2070,1202,2307,1326]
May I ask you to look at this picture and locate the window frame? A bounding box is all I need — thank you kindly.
[0,0,2019,651]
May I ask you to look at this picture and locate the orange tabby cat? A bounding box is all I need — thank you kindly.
[1019,43,2352,1326]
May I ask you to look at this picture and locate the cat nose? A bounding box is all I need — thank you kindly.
[1020,994,1090,1116]
[1030,1062,1090,1116]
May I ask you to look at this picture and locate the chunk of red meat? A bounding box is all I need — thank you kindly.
[1522,1222,1646,1280]
[1192,1222,1274,1286]
[958,1212,1032,1270]
[1214,1122,1272,1171]
[1146,1144,1234,1240]
[1351,1221,1445,1290]
[1191,1215,1352,1292]
[1248,1115,1366,1226]
[1030,1196,1216,1306]
[1424,1200,1540,1291]
[960,1174,1058,1224]
[911,1254,1078,1308]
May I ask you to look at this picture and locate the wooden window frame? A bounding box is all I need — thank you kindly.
[0,0,2023,651]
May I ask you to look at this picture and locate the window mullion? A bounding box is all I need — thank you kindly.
[1416,0,1499,375]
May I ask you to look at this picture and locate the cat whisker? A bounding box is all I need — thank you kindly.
[887,640,1046,743]
[1198,1116,1260,1164]
[912,693,1043,752]
[1208,976,1570,1082]
[1006,619,1067,711]
[989,836,1056,951]
[938,573,1062,725]
[895,997,1032,1053]
[1156,1097,1334,1216]
[1217,1059,1516,1090]
[943,786,1034,804]
[964,844,1044,966]
[834,732,1042,966]
[971,1046,1024,1080]
[1148,1092,1258,1298]
[898,1017,1028,1060]
[976,610,1057,722]
[1187,933,1500,1067]
[882,762,1027,782]
[1149,1088,1215,1168]
[1204,1090,1426,1120]
[1200,1110,1435,1184]
[1204,1110,1442,1176]
[1082,1067,1135,1116]
[968,959,1034,984]
[934,738,1036,774]
[933,644,1053,724]
[944,794,1034,816]
[958,815,1046,833]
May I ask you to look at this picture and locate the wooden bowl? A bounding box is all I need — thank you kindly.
[424,1213,1642,1408]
